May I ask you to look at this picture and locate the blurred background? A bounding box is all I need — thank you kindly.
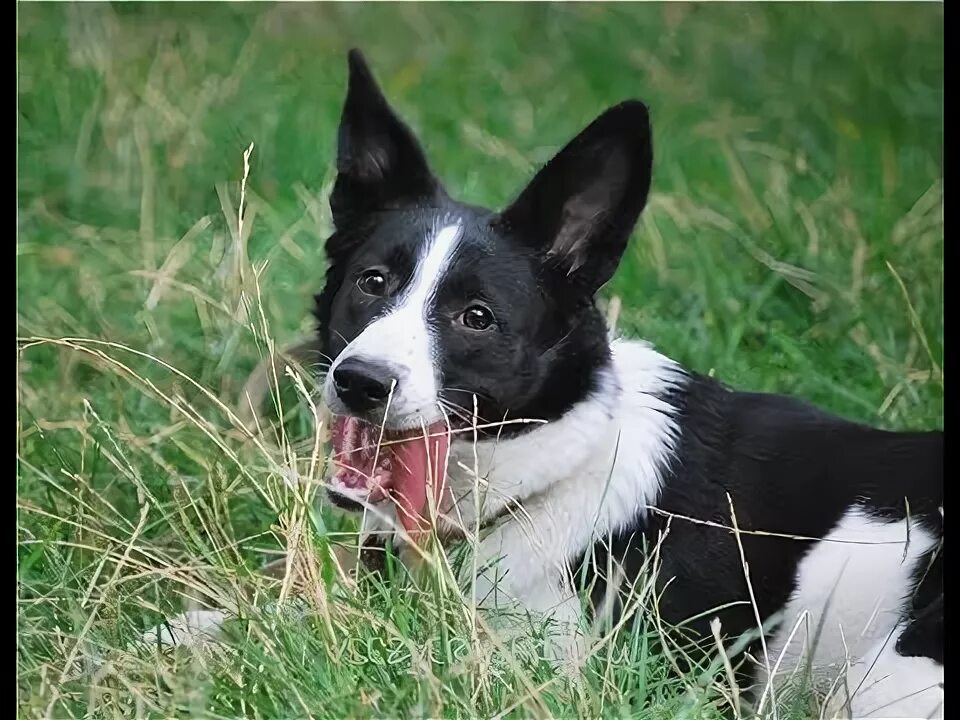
[18,4,942,717]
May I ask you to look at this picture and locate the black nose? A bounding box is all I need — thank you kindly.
[332,357,394,413]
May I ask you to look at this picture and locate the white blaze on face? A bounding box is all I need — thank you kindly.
[326,221,463,429]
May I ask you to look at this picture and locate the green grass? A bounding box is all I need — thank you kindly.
[18,3,942,718]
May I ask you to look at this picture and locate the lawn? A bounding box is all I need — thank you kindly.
[17,3,942,718]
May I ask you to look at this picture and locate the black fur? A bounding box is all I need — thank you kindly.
[897,594,943,664]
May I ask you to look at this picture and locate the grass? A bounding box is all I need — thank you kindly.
[17,3,942,718]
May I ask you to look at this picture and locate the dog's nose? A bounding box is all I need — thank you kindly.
[332,357,395,413]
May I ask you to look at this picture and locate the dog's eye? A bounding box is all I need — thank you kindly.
[461,305,496,331]
[357,269,387,297]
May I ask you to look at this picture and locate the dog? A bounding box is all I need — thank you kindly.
[316,49,942,717]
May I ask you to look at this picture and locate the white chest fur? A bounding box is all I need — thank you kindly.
[434,340,684,660]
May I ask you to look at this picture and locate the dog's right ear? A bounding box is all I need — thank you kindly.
[330,49,444,225]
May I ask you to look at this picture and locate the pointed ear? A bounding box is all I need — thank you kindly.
[329,49,444,225]
[492,101,653,293]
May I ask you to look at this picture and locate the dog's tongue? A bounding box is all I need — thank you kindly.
[330,416,449,544]
[391,424,450,543]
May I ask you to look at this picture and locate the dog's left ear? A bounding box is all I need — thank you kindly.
[493,101,652,293]
[330,49,444,225]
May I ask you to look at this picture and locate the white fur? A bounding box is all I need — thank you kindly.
[825,627,943,719]
[324,221,462,429]
[382,339,685,663]
[762,509,938,689]
[137,609,228,649]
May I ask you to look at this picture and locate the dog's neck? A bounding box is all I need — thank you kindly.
[442,339,685,546]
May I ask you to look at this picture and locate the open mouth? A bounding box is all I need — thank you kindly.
[329,416,451,543]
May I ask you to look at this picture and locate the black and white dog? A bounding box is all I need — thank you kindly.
[315,50,943,717]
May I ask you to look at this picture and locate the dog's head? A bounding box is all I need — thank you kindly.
[315,50,653,537]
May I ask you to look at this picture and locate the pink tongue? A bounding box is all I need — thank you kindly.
[390,423,450,544]
[330,416,450,544]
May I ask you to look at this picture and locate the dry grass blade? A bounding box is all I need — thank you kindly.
[886,261,942,384]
